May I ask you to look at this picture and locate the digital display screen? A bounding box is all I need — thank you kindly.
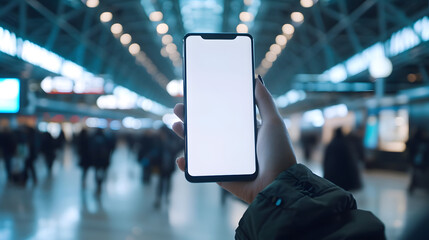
[0,78,20,113]
[185,35,256,178]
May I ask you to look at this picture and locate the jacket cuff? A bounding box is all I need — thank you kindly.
[236,164,358,239]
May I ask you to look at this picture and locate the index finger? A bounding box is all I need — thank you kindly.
[174,103,184,121]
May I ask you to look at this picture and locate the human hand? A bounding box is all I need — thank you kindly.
[172,78,297,204]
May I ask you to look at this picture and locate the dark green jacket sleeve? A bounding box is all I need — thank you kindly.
[235,164,385,240]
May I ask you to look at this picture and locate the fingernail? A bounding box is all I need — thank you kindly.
[258,75,264,85]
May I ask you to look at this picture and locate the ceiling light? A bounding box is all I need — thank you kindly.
[170,51,181,59]
[236,24,248,33]
[149,11,163,22]
[282,24,295,35]
[156,23,169,34]
[407,73,417,83]
[111,23,123,34]
[120,34,132,45]
[258,68,268,75]
[160,47,168,57]
[86,0,99,8]
[162,34,173,45]
[244,0,253,6]
[291,12,304,23]
[166,43,177,54]
[239,12,254,22]
[173,61,181,67]
[166,79,183,97]
[300,0,314,8]
[265,51,277,62]
[261,59,273,69]
[128,43,140,55]
[270,44,282,55]
[275,35,287,46]
[169,53,179,61]
[369,56,392,79]
[100,12,112,22]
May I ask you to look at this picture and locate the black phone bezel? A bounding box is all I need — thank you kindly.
[183,33,259,183]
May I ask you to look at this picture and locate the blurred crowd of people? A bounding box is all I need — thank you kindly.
[2,121,428,209]
[0,125,66,185]
[0,124,183,209]
[131,126,183,208]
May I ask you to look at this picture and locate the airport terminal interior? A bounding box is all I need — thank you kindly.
[1,0,429,239]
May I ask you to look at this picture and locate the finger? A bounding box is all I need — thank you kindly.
[172,121,185,139]
[255,77,280,122]
[174,103,184,121]
[176,157,185,171]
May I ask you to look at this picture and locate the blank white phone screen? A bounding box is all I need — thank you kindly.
[185,35,256,177]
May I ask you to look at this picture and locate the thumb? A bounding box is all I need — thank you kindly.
[255,77,280,122]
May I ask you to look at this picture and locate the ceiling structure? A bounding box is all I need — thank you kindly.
[0,0,428,118]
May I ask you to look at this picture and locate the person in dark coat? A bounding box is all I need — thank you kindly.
[154,126,182,208]
[0,127,17,181]
[406,128,429,193]
[77,129,92,188]
[23,126,38,184]
[137,130,154,184]
[41,131,56,176]
[323,128,362,191]
[90,128,111,195]
[56,129,66,149]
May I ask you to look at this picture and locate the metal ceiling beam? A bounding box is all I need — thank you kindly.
[75,7,93,65]
[45,0,66,51]
[171,0,186,36]
[0,1,19,19]
[222,0,231,32]
[273,0,377,94]
[311,4,336,69]
[337,0,363,53]
[384,1,424,43]
[19,0,27,38]
[26,0,106,59]
[377,0,387,42]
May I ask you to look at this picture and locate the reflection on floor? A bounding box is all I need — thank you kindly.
[0,142,428,239]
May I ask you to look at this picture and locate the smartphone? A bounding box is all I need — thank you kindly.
[183,33,258,182]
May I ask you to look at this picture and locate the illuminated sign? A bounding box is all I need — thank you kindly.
[0,25,104,93]
[96,85,168,114]
[0,78,20,113]
[0,25,168,115]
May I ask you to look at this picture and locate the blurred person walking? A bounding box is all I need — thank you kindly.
[90,128,112,195]
[346,127,365,163]
[0,127,17,181]
[154,126,182,209]
[323,128,362,191]
[41,131,56,176]
[300,132,318,162]
[77,129,92,188]
[10,127,29,184]
[137,130,154,184]
[406,128,429,193]
[23,126,39,184]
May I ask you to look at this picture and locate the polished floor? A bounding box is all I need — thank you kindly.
[0,142,428,240]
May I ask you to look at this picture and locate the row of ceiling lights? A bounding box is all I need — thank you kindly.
[85,0,169,88]
[236,0,257,33]
[255,0,316,77]
[147,11,182,68]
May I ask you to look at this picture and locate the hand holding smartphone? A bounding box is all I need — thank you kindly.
[183,33,258,182]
